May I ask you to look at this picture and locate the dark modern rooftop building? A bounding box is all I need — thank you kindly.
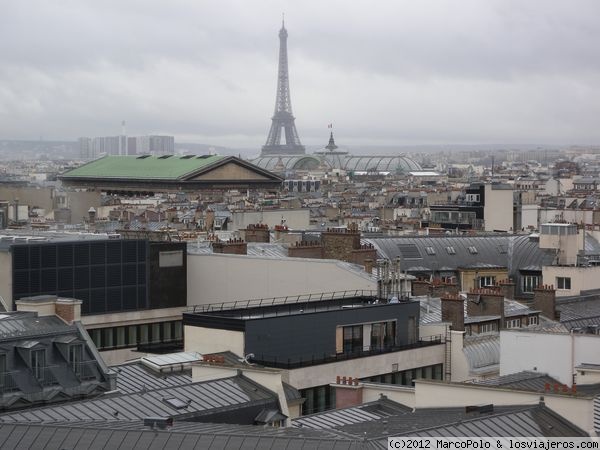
[183,293,444,414]
[0,233,188,363]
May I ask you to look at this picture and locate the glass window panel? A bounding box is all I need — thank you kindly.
[116,327,126,347]
[173,321,182,340]
[128,325,138,345]
[151,323,161,343]
[102,328,113,348]
[139,324,149,344]
[163,322,172,342]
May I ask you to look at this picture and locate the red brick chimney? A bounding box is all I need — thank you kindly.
[332,375,363,408]
[498,278,515,300]
[211,238,247,255]
[467,287,505,324]
[441,293,465,331]
[244,223,270,243]
[54,298,82,324]
[533,284,557,320]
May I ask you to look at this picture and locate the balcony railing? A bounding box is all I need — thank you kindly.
[0,372,19,395]
[36,366,60,387]
[72,361,99,382]
[188,290,381,314]
[249,335,443,370]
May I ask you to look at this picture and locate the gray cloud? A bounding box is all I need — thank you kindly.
[1,0,599,149]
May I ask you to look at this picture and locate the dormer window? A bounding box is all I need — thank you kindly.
[31,349,46,381]
[69,345,83,376]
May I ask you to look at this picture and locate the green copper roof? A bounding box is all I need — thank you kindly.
[62,155,226,180]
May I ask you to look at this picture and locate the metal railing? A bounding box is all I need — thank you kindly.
[37,366,60,387]
[0,372,19,395]
[249,335,443,370]
[72,361,98,381]
[188,290,381,313]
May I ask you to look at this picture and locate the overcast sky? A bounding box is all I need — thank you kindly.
[1,0,599,149]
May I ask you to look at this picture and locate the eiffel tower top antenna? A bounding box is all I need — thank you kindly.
[261,18,305,156]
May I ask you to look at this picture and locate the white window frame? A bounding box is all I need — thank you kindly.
[479,276,496,288]
[505,318,521,329]
[556,277,571,290]
[522,275,540,293]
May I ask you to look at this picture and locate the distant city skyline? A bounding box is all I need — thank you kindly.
[1,1,600,148]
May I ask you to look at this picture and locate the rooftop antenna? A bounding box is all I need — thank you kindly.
[282,12,285,28]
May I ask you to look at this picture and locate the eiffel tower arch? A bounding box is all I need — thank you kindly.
[261,20,305,156]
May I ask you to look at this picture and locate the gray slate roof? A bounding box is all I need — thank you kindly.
[366,235,555,274]
[291,400,587,443]
[113,362,192,395]
[0,376,276,424]
[0,423,363,450]
[293,398,410,430]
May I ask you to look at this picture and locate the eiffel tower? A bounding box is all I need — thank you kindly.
[261,19,305,156]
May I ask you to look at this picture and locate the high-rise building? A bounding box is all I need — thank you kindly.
[79,135,174,158]
[78,137,93,159]
[135,135,175,155]
[261,20,305,156]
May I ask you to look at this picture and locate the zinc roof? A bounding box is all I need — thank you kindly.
[61,155,225,180]
[0,376,276,424]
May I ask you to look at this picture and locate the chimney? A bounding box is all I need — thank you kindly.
[211,238,247,255]
[364,258,374,275]
[88,207,97,225]
[441,293,465,331]
[467,287,504,324]
[54,298,82,324]
[332,375,363,408]
[533,285,557,320]
[498,278,515,300]
[15,295,82,324]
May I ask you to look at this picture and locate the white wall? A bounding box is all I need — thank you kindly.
[484,185,514,232]
[0,252,12,310]
[184,326,245,357]
[187,253,376,306]
[542,265,600,297]
[361,383,416,408]
[414,380,596,435]
[500,330,600,386]
[521,204,539,230]
[284,344,444,390]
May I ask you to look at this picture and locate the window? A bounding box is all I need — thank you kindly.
[505,318,521,329]
[116,327,126,347]
[522,275,540,293]
[466,194,480,202]
[479,322,497,333]
[159,251,183,268]
[102,328,113,348]
[343,325,363,354]
[0,354,6,387]
[557,277,571,290]
[370,321,396,350]
[173,321,183,341]
[425,247,436,255]
[479,276,496,287]
[139,324,149,344]
[31,349,46,381]
[69,345,83,375]
[468,246,478,254]
[90,329,102,349]
[446,246,456,255]
[128,325,138,345]
[163,322,173,342]
[528,316,539,326]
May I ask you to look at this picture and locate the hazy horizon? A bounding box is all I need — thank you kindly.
[1,1,600,147]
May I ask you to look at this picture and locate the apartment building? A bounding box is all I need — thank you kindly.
[183,293,444,414]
